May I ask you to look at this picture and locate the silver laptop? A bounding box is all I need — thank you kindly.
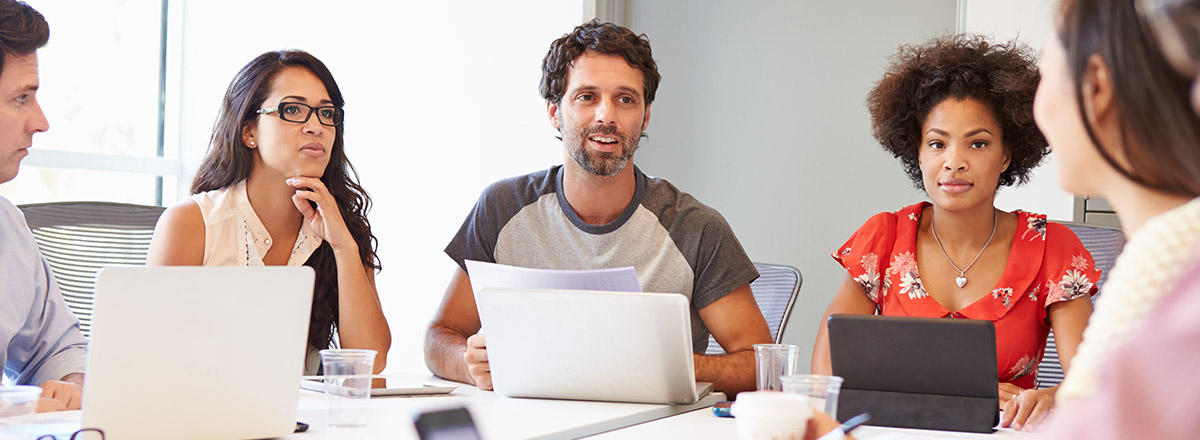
[80,267,314,440]
[476,287,709,404]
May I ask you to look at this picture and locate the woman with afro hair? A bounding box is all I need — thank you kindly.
[811,34,1099,431]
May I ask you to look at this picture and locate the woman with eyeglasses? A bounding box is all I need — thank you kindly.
[810,34,1100,432]
[147,50,390,374]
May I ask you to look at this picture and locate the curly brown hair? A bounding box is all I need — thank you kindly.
[867,34,1046,190]
[539,19,660,105]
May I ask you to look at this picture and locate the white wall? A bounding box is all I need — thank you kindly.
[960,0,1074,221]
[628,0,956,372]
[173,1,582,374]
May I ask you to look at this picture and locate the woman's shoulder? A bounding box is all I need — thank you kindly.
[158,199,204,233]
[147,198,206,265]
[836,203,925,258]
[855,202,926,231]
[190,182,240,209]
[1012,210,1085,244]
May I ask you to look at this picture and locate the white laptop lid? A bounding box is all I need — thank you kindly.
[81,267,314,440]
[477,287,700,404]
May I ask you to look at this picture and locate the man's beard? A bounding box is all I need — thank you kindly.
[563,123,640,176]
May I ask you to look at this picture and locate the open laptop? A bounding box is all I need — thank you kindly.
[78,267,314,440]
[828,314,999,433]
[476,287,710,404]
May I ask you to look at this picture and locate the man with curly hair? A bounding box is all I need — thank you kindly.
[424,20,772,396]
[810,34,1099,431]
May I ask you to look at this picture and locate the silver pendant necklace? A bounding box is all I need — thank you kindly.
[930,209,997,288]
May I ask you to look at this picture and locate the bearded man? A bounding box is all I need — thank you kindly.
[424,20,772,397]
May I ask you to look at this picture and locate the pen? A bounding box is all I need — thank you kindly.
[815,413,870,440]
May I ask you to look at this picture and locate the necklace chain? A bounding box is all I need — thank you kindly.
[931,209,997,288]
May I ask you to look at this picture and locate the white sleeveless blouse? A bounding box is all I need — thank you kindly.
[192,180,326,374]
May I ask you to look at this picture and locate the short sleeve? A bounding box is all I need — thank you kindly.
[832,212,898,304]
[1041,222,1102,309]
[444,170,554,273]
[444,186,503,272]
[688,213,759,310]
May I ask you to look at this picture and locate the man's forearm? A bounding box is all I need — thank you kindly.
[424,326,473,385]
[60,373,83,386]
[694,350,756,397]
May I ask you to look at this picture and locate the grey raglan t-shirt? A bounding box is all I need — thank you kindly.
[445,165,759,353]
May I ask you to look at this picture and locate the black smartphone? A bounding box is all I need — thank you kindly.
[712,400,734,418]
[413,407,482,440]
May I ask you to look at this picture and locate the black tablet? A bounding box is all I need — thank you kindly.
[828,314,999,433]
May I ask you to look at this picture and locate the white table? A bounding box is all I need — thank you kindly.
[28,373,1028,440]
[281,386,724,440]
[588,404,1031,439]
[30,374,723,440]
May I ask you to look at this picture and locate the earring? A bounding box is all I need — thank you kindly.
[249,141,256,146]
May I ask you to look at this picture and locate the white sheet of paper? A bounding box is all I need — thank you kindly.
[464,260,642,299]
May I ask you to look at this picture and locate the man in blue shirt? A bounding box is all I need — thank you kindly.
[0,0,87,412]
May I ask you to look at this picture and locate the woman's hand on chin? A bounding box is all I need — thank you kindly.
[286,176,355,250]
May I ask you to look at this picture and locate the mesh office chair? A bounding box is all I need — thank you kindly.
[1036,221,1125,389]
[18,202,166,338]
[705,263,802,355]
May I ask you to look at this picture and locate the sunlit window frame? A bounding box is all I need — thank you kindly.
[21,0,179,207]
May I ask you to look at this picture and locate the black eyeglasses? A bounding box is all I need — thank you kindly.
[257,101,344,127]
[37,428,104,440]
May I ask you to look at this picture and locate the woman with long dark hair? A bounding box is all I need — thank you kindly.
[147,50,390,374]
[1033,0,1200,416]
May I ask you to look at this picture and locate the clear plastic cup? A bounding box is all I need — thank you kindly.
[320,349,376,428]
[0,386,42,440]
[781,374,844,417]
[731,391,812,440]
[753,344,801,391]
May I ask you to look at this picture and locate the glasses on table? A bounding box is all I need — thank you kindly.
[256,101,344,127]
[37,428,104,440]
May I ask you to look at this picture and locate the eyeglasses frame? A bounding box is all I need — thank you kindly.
[256,101,344,127]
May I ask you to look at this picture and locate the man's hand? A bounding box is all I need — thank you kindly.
[36,379,82,412]
[464,332,492,390]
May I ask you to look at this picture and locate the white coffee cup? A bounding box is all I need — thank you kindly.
[731,391,812,440]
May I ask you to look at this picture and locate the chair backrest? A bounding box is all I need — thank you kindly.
[705,263,802,355]
[18,202,166,338]
[1036,221,1125,389]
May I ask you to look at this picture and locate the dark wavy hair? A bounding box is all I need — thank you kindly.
[539,19,660,105]
[1057,0,1200,197]
[867,34,1047,190]
[0,1,48,72]
[192,50,380,350]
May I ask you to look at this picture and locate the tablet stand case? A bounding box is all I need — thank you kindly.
[828,314,1000,433]
[838,389,998,433]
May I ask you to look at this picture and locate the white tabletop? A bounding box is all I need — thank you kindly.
[27,372,1029,440]
[29,373,724,440]
[587,404,1032,439]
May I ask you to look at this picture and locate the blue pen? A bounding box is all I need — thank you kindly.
[815,413,870,440]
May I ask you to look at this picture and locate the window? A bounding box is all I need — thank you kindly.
[0,0,176,206]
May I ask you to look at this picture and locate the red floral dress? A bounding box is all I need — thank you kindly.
[832,202,1100,388]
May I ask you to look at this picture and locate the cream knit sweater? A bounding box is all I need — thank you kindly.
[1058,197,1200,401]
